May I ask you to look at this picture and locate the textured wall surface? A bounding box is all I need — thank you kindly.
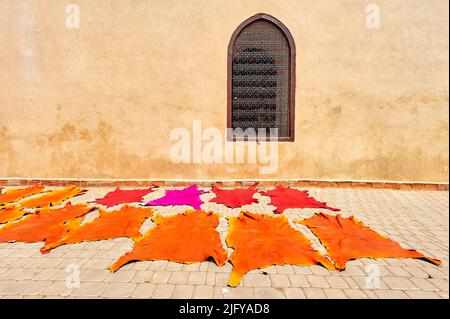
[0,0,448,182]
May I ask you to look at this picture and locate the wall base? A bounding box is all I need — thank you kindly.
[1,178,448,191]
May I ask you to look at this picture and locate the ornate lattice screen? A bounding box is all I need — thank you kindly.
[230,17,293,139]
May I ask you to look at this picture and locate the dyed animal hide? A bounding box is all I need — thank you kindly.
[227,212,335,287]
[109,210,227,272]
[145,185,205,210]
[93,187,154,207]
[19,185,86,208]
[42,205,153,253]
[0,206,26,224]
[0,202,95,252]
[261,186,340,214]
[210,184,258,208]
[0,185,45,206]
[297,213,442,269]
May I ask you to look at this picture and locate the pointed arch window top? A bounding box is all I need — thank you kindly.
[227,14,296,141]
[228,14,296,55]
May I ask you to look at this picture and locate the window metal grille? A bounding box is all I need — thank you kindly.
[228,15,296,141]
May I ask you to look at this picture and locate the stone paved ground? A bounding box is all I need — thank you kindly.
[0,186,448,299]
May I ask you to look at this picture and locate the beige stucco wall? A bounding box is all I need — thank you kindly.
[0,0,448,182]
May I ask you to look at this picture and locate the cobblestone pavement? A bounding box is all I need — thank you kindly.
[0,186,448,299]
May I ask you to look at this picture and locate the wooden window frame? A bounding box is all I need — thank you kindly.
[227,13,296,142]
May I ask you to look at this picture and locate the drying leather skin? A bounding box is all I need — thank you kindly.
[19,185,86,208]
[145,185,206,210]
[0,185,45,206]
[0,206,27,224]
[226,212,336,287]
[109,210,227,272]
[0,202,95,253]
[93,187,154,207]
[41,205,153,253]
[297,213,442,269]
[261,186,340,214]
[210,184,259,208]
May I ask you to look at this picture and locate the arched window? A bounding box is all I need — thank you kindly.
[228,13,296,141]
